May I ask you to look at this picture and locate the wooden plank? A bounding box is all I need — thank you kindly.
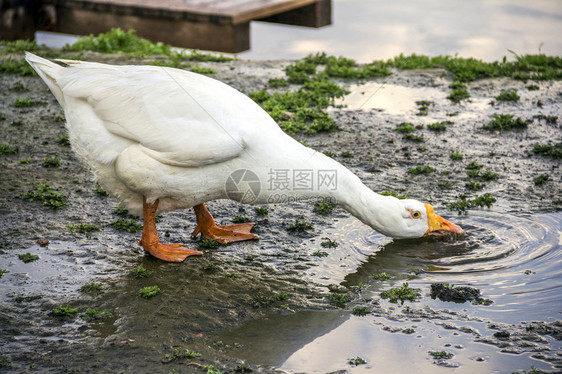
[55,6,250,52]
[49,0,323,24]
[258,0,330,28]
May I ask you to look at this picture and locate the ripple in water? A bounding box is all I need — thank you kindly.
[308,211,561,322]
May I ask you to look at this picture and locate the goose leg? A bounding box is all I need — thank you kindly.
[139,197,202,262]
[191,203,259,244]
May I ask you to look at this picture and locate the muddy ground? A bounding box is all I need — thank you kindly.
[0,51,561,373]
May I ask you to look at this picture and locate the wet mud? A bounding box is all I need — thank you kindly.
[0,51,561,373]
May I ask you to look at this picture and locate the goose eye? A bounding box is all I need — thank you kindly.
[411,211,421,219]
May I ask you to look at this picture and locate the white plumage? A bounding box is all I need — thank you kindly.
[25,52,462,262]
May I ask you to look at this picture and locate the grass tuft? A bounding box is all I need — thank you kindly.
[380,283,420,304]
[111,218,143,233]
[484,114,528,131]
[18,253,39,263]
[20,183,66,209]
[532,143,562,159]
[138,285,160,298]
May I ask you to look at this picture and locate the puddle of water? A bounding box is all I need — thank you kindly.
[338,82,447,116]
[217,211,562,372]
[0,241,121,300]
[222,312,553,373]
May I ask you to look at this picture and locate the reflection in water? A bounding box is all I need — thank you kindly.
[242,0,562,62]
[338,83,447,114]
[219,211,562,372]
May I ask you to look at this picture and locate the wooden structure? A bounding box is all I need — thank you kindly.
[0,0,332,52]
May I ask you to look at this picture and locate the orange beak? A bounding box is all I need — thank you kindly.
[424,203,463,236]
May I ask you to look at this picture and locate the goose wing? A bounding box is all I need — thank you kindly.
[57,61,260,167]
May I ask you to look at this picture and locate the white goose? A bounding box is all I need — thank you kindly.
[26,52,462,262]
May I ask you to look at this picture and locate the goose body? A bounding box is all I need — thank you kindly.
[26,52,462,262]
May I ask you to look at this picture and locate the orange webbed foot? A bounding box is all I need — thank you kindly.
[191,204,259,244]
[139,197,202,262]
[142,242,202,262]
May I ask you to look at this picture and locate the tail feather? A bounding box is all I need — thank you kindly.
[25,52,66,107]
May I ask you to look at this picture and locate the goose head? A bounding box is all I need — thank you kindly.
[361,197,463,239]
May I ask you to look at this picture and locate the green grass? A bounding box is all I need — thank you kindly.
[80,282,104,292]
[472,169,493,180]
[395,122,416,133]
[0,39,41,53]
[348,357,367,366]
[232,215,250,223]
[387,53,562,81]
[466,161,483,170]
[533,174,550,186]
[200,237,220,248]
[447,193,496,212]
[312,250,329,257]
[286,218,313,234]
[249,291,288,308]
[268,78,288,88]
[429,351,453,360]
[0,269,8,278]
[250,87,339,135]
[465,181,484,191]
[483,114,528,131]
[407,165,435,175]
[480,169,499,181]
[372,272,391,281]
[352,306,370,316]
[111,218,143,232]
[416,100,434,116]
[174,49,234,63]
[326,292,352,307]
[18,253,39,263]
[437,181,451,189]
[93,186,108,196]
[255,207,269,215]
[313,199,335,215]
[42,156,61,168]
[63,28,171,55]
[0,144,18,155]
[131,266,153,278]
[496,90,520,101]
[320,237,338,248]
[190,65,215,74]
[0,58,37,76]
[138,285,160,298]
[113,205,136,219]
[20,183,66,209]
[56,136,70,146]
[428,120,453,132]
[9,81,29,92]
[534,114,558,124]
[68,223,102,237]
[52,305,78,318]
[163,347,202,362]
[403,133,425,142]
[301,52,390,79]
[450,152,463,161]
[12,97,45,108]
[533,143,562,159]
[380,283,420,304]
[448,82,470,103]
[472,193,497,208]
[82,307,113,321]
